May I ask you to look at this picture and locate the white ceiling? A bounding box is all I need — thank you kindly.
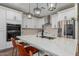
[0,3,74,17]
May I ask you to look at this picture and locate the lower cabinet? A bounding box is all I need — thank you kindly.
[38,50,57,56]
[0,30,6,50]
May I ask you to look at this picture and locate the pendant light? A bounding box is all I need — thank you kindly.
[47,3,57,11]
[27,3,32,19]
[34,3,41,15]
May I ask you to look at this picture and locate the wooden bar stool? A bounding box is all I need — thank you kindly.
[11,37,26,56]
[11,37,39,56]
[16,43,39,56]
[11,37,17,56]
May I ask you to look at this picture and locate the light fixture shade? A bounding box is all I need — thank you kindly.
[34,8,41,15]
[27,3,32,19]
[48,3,57,11]
[27,13,32,19]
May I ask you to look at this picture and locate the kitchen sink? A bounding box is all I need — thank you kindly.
[39,36,55,40]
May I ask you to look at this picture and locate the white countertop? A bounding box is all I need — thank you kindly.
[17,35,77,56]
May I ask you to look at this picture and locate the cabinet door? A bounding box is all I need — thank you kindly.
[58,12,65,21]
[28,19,35,28]
[26,19,32,28]
[0,30,6,50]
[15,12,22,24]
[15,12,22,21]
[34,19,38,28]
[0,7,6,29]
[35,18,45,28]
[22,15,27,28]
[51,14,58,28]
[22,16,45,28]
[58,7,75,21]
[7,9,15,20]
[37,20,42,28]
[22,19,27,28]
[7,8,22,24]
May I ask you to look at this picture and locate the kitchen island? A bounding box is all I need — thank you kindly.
[17,35,77,56]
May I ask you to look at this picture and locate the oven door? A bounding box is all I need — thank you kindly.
[7,24,21,41]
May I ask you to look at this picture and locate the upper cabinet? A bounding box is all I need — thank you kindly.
[7,9,15,20]
[50,7,75,28]
[22,14,45,29]
[50,14,58,28]
[0,6,6,29]
[6,8,22,24]
[35,18,45,28]
[22,15,35,28]
[58,7,75,21]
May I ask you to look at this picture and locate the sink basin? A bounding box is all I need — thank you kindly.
[40,36,55,40]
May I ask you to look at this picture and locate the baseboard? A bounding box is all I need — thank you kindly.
[0,47,13,52]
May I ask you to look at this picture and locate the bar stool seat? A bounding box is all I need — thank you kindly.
[17,43,39,56]
[25,46,39,54]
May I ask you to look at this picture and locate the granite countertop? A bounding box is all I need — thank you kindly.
[17,35,77,56]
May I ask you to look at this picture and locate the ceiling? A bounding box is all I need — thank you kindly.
[0,3,74,17]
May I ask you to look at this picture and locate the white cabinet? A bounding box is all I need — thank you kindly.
[0,6,6,50]
[14,11,22,22]
[22,16,34,28]
[26,18,37,28]
[22,15,45,29]
[6,8,22,24]
[0,6,6,29]
[27,19,35,28]
[7,9,15,20]
[22,19,27,28]
[0,6,23,50]
[35,18,45,28]
[0,30,6,50]
[51,14,58,28]
[34,19,40,28]
[50,7,75,28]
[58,7,75,21]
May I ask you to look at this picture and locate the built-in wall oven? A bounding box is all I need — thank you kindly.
[7,24,21,41]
